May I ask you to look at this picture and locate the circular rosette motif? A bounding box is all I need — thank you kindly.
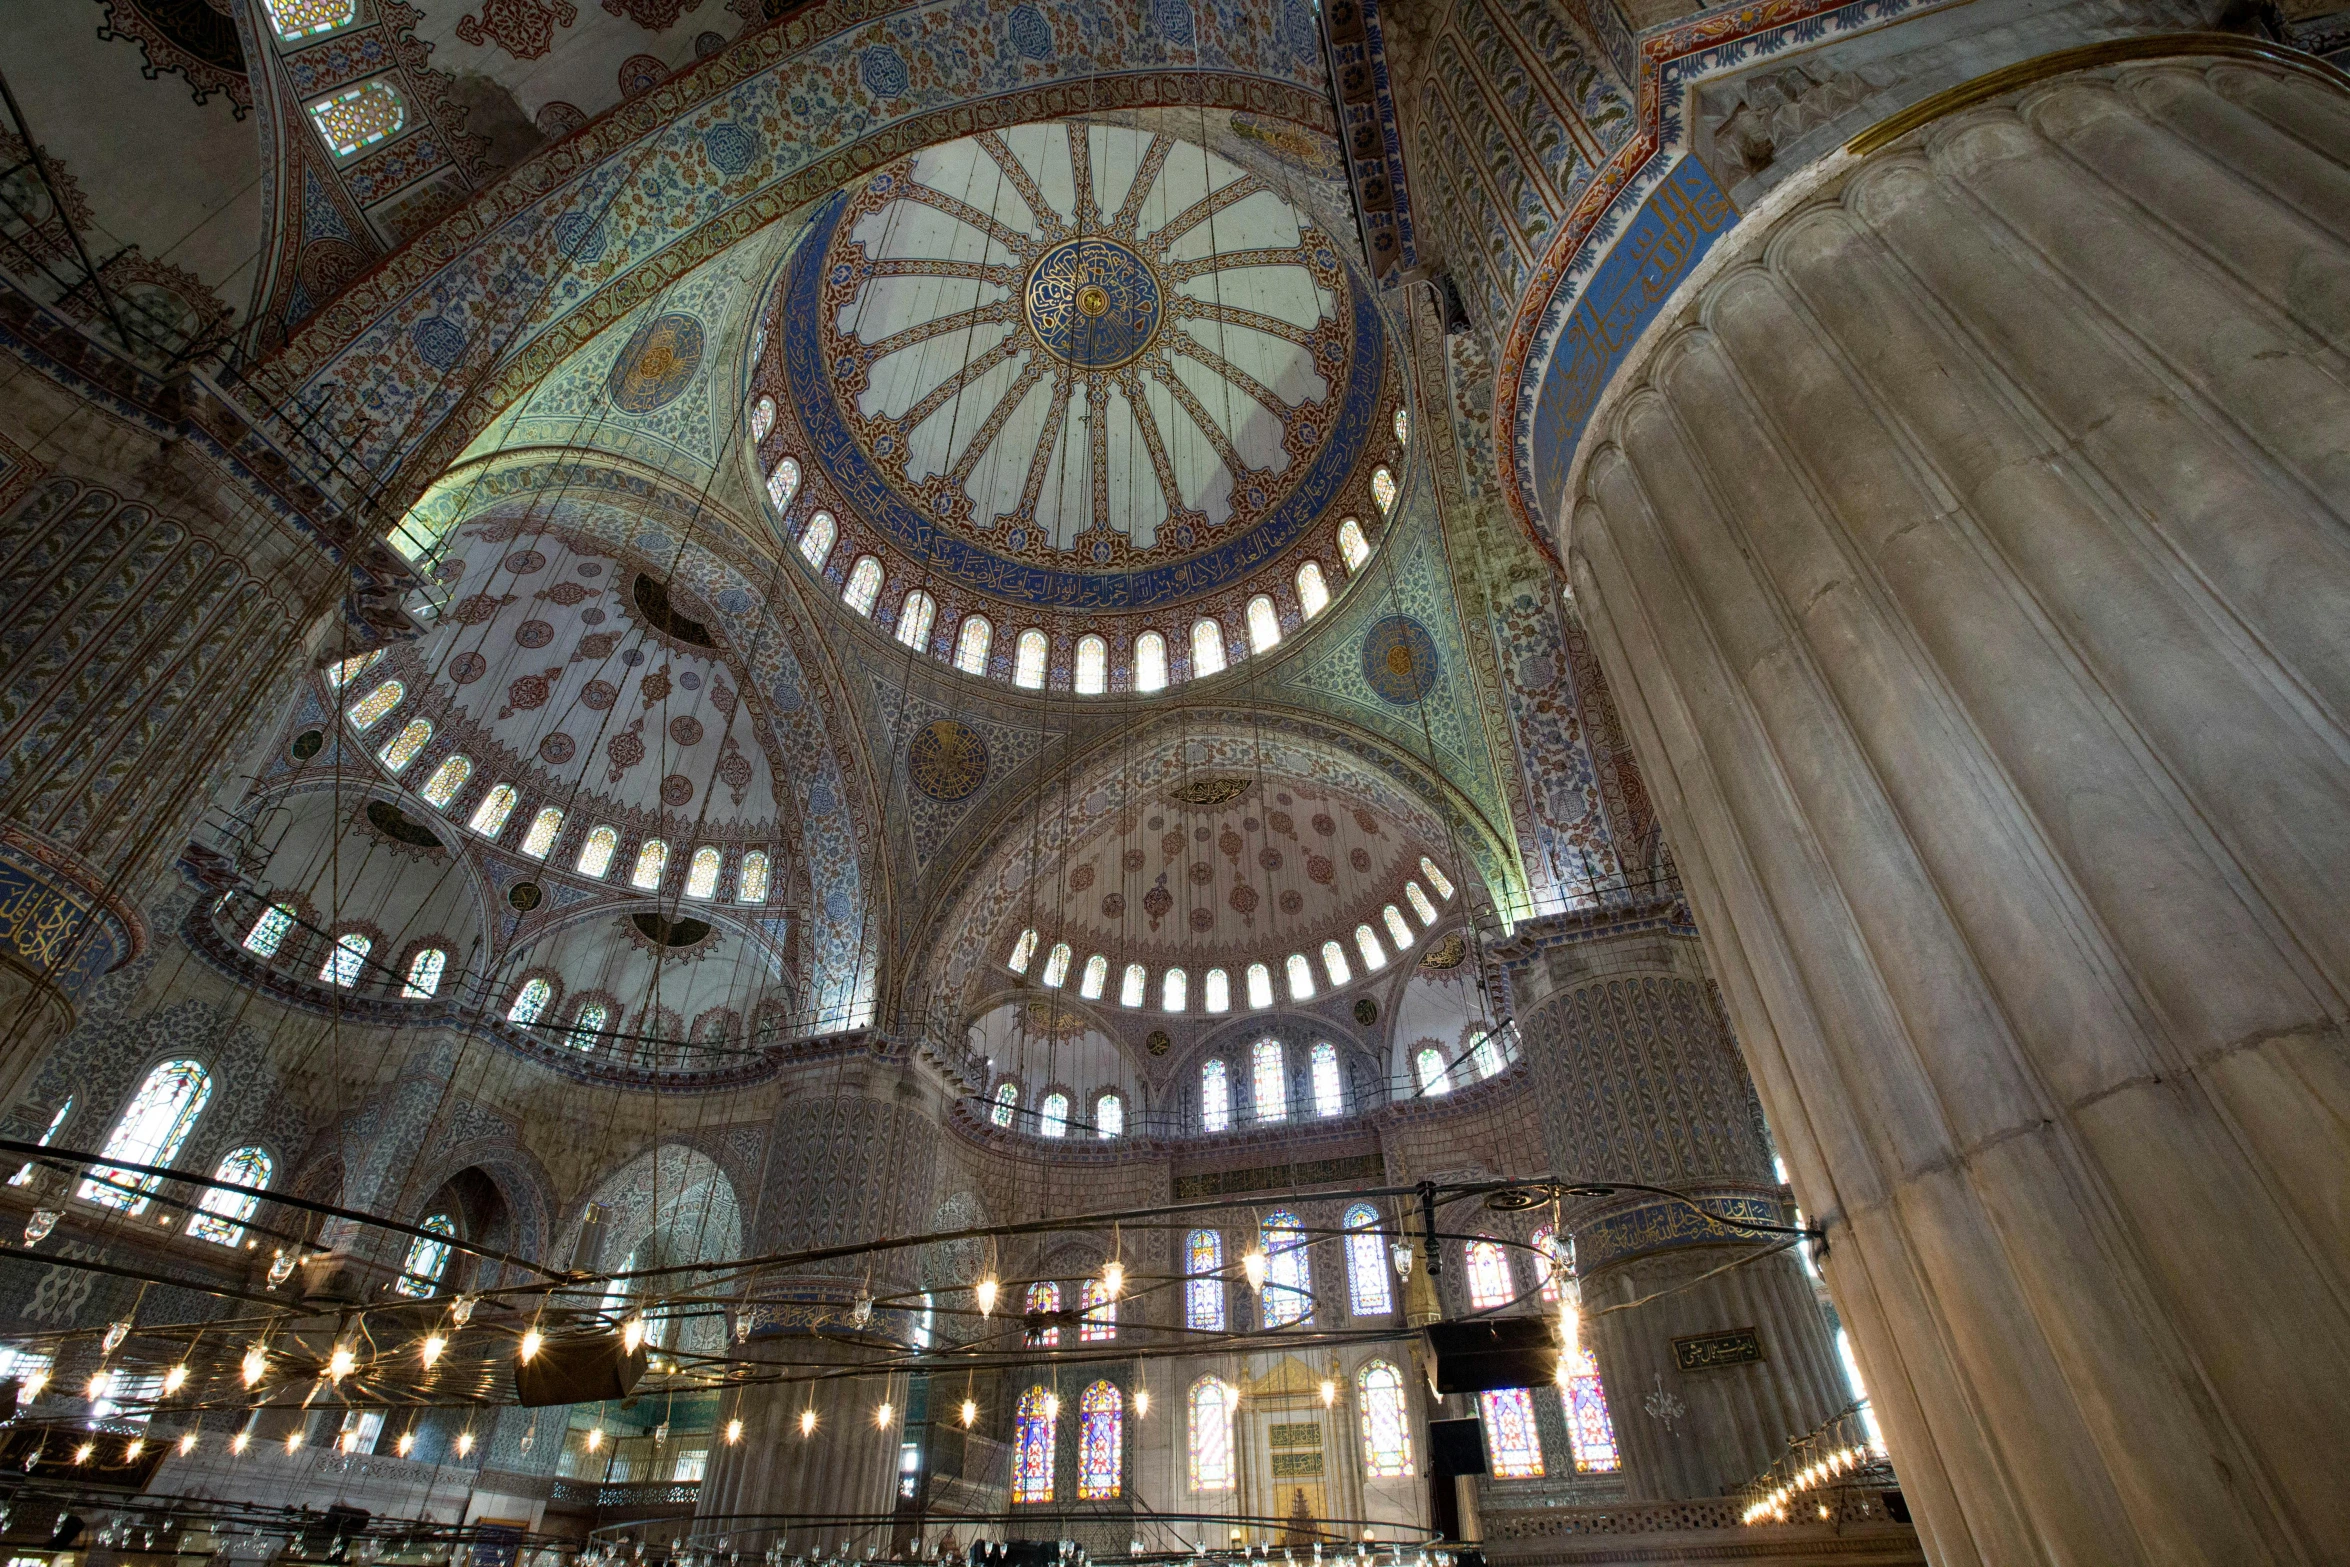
[1025,237,1163,368]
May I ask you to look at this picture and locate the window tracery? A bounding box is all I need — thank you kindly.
[1203,968,1230,1013]
[420,754,471,809]
[1407,881,1439,926]
[508,976,554,1025]
[1078,1380,1121,1497]
[798,507,833,569]
[378,719,431,773]
[1561,1342,1621,1472]
[346,680,404,731]
[1478,1387,1545,1476]
[1075,635,1107,694]
[630,839,668,890]
[578,825,619,878]
[242,903,297,957]
[1420,857,1456,899]
[1162,968,1187,1012]
[1321,939,1351,987]
[1465,1238,1514,1309]
[897,590,937,650]
[1344,1203,1392,1315]
[1246,962,1273,1010]
[1359,1360,1413,1475]
[469,784,518,837]
[1013,1386,1056,1502]
[1416,1047,1450,1095]
[1246,595,1281,652]
[1252,1039,1286,1123]
[309,79,406,158]
[737,850,770,903]
[520,807,563,859]
[685,846,722,900]
[1080,954,1108,1000]
[1384,904,1414,949]
[1263,1212,1311,1327]
[320,931,371,988]
[188,1146,272,1246]
[1119,963,1145,1008]
[1039,1092,1069,1138]
[1079,1279,1115,1342]
[401,947,447,999]
[1134,631,1167,692]
[566,1001,609,1052]
[1200,1059,1230,1132]
[1188,1377,1236,1491]
[1025,1281,1061,1346]
[1297,561,1329,617]
[991,1081,1018,1127]
[750,397,775,442]
[82,1060,212,1213]
[1355,924,1386,971]
[955,616,992,675]
[324,650,382,690]
[1286,952,1315,1000]
[1095,1093,1123,1138]
[1338,518,1370,570]
[1008,928,1038,974]
[1014,629,1048,689]
[768,456,801,514]
[843,557,883,615]
[1191,619,1226,676]
[1371,465,1398,515]
[1312,1042,1343,1118]
[395,1213,456,1298]
[1186,1230,1224,1331]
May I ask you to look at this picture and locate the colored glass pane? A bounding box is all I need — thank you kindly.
[750,397,775,441]
[82,1060,211,1214]
[378,719,431,773]
[1014,629,1048,688]
[1200,1059,1229,1131]
[242,903,297,957]
[324,650,381,689]
[897,590,936,650]
[1312,1041,1343,1118]
[1185,1230,1224,1331]
[1252,1039,1286,1123]
[843,557,883,615]
[1531,1227,1560,1302]
[1478,1387,1545,1477]
[1263,1212,1311,1327]
[469,784,518,836]
[1355,923,1386,971]
[1188,1377,1236,1491]
[10,1098,69,1186]
[1359,1361,1413,1476]
[630,838,667,890]
[1394,406,1409,445]
[267,0,354,43]
[1203,968,1229,1012]
[1119,962,1145,1007]
[1297,561,1329,617]
[508,977,553,1024]
[1285,952,1314,1000]
[1008,929,1038,973]
[1079,1279,1115,1342]
[1080,954,1108,999]
[1246,962,1273,1009]
[1407,881,1440,925]
[1191,618,1226,676]
[1075,634,1107,694]
[520,807,563,859]
[1134,631,1167,691]
[187,1146,272,1246]
[768,456,801,513]
[566,1001,608,1052]
[1025,1281,1061,1346]
[320,931,371,988]
[1013,1387,1056,1502]
[737,850,770,902]
[1345,1203,1392,1315]
[1162,967,1187,1012]
[310,80,406,158]
[1246,595,1281,651]
[1042,942,1071,987]
[1371,465,1398,515]
[797,507,833,568]
[1384,904,1414,949]
[1039,1092,1068,1138]
[347,679,404,730]
[1420,856,1456,899]
[955,616,992,674]
[1562,1343,1620,1472]
[1321,938,1351,987]
[395,1213,456,1298]
[1338,518,1370,570]
[419,754,471,808]
[1417,1047,1450,1095]
[685,846,722,900]
[1078,1381,1121,1498]
[1466,1239,1514,1308]
[401,947,447,999]
[992,1081,1018,1126]
[1095,1093,1122,1138]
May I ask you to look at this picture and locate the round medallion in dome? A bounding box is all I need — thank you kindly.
[1025,237,1163,368]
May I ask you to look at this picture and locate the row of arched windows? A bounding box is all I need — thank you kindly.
[1182,1206,1391,1331]
[1411,1025,1516,1099]
[242,903,453,1000]
[1199,1038,1348,1130]
[987,1083,1122,1139]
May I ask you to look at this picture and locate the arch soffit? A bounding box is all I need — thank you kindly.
[569,1141,745,1272]
[238,774,497,955]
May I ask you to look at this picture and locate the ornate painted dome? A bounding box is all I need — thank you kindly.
[749,121,1406,693]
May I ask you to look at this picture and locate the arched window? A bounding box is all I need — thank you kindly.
[1311,1041,1343,1118]
[378,718,432,773]
[1354,923,1386,972]
[1321,939,1351,987]
[10,1098,70,1186]
[1162,967,1187,1012]
[1185,1230,1225,1330]
[1296,561,1329,617]
[1025,1281,1061,1346]
[1190,618,1226,676]
[954,615,992,675]
[1251,1039,1287,1123]
[319,931,371,988]
[895,589,936,650]
[1013,1386,1056,1502]
[768,456,801,514]
[1407,881,1440,926]
[991,1081,1018,1126]
[265,0,355,44]
[420,754,473,809]
[685,846,722,899]
[1078,1380,1122,1497]
[1285,952,1314,1001]
[1203,967,1230,1013]
[1384,904,1415,950]
[1096,1092,1123,1139]
[1013,629,1049,689]
[468,783,518,837]
[737,850,771,903]
[1039,1092,1069,1138]
[520,807,563,859]
[750,397,775,442]
[1008,928,1039,974]
[1246,595,1281,652]
[1263,1212,1312,1327]
[346,679,404,731]
[82,1060,212,1213]
[1079,1279,1115,1342]
[843,556,883,615]
[1079,953,1108,1000]
[1531,1226,1561,1303]
[242,903,297,957]
[1561,1339,1621,1471]
[913,1292,935,1350]
[1074,635,1107,694]
[1478,1387,1545,1477]
[565,1000,609,1052]
[1359,1361,1415,1476]
[1416,1047,1450,1096]
[1465,1238,1514,1309]
[1371,465,1398,515]
[1188,1377,1237,1491]
[324,649,382,690]
[1420,856,1456,899]
[1041,942,1071,988]
[401,947,447,999]
[395,1213,456,1299]
[1344,1203,1392,1314]
[630,838,668,890]
[577,825,618,878]
[1119,962,1146,1008]
[1200,1059,1230,1132]
[797,507,834,569]
[309,79,406,158]
[1337,517,1371,570]
[1473,1031,1504,1079]
[507,976,553,1025]
[1134,631,1168,692]
[1246,962,1273,1010]
[187,1146,274,1246]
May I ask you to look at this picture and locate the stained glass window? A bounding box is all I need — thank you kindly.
[1042,942,1071,988]
[1119,963,1146,1008]
[896,590,936,650]
[1344,1203,1392,1315]
[685,846,722,900]
[1074,635,1107,694]
[1407,881,1439,926]
[1394,406,1409,445]
[1355,923,1386,971]
[1531,1226,1560,1303]
[1078,1380,1121,1497]
[81,1060,212,1213]
[1560,1343,1620,1471]
[401,947,447,999]
[1338,518,1370,570]
[10,1098,70,1186]
[1039,1092,1068,1138]
[1419,857,1456,899]
[1014,629,1048,689]
[1246,962,1273,1010]
[242,903,297,957]
[1252,1039,1286,1123]
[395,1213,456,1298]
[469,784,517,837]
[1191,618,1226,676]
[420,754,471,808]
[347,679,404,731]
[379,719,432,773]
[1134,631,1167,692]
[320,931,371,988]
[1162,967,1187,1012]
[1025,1282,1061,1346]
[1359,1360,1414,1476]
[1297,561,1329,617]
[1466,1238,1514,1309]
[1246,595,1281,652]
[1008,928,1038,973]
[1370,465,1398,515]
[797,507,832,569]
[1473,1032,1504,1079]
[1479,1387,1545,1477]
[1095,1093,1122,1139]
[268,0,355,40]
[1384,904,1414,950]
[750,397,775,442]
[992,1081,1018,1126]
[1200,1059,1229,1131]
[768,457,801,515]
[1188,1377,1236,1491]
[1013,1387,1056,1502]
[1263,1212,1311,1327]
[955,616,992,675]
[566,1001,608,1052]
[843,557,884,615]
[309,80,407,159]
[1285,952,1315,1001]
[325,649,382,689]
[1080,954,1108,1000]
[1185,1230,1224,1330]
[188,1146,272,1246]
[508,976,553,1024]
[1321,939,1351,987]
[737,850,770,903]
[1417,1047,1450,1096]
[1203,968,1230,1012]
[1311,1041,1343,1118]
[520,807,563,859]
[1079,1279,1115,1342]
[630,838,667,890]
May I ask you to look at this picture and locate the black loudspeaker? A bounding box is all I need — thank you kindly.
[1425,1317,1559,1394]
[1882,1490,1911,1525]
[513,1334,646,1407]
[970,1543,1059,1567]
[1428,1417,1487,1476]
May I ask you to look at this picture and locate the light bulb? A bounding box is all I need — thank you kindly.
[74,1442,94,1464]
[623,1317,646,1354]
[975,1278,998,1317]
[241,1343,267,1386]
[455,1431,475,1457]
[518,1328,543,1362]
[1319,1379,1336,1408]
[1102,1261,1124,1298]
[231,1431,250,1455]
[163,1363,188,1395]
[586,1428,604,1452]
[725,1418,743,1445]
[286,1430,304,1453]
[124,1438,144,1460]
[1132,1388,1150,1418]
[396,1432,415,1456]
[1041,1393,1059,1421]
[959,1399,977,1428]
[420,1333,446,1366]
[798,1409,817,1438]
[340,1430,359,1454]
[874,1402,894,1429]
[1242,1251,1268,1292]
[178,1430,196,1455]
[86,1369,113,1402]
[450,1295,477,1327]
[327,1343,357,1382]
[20,1367,47,1399]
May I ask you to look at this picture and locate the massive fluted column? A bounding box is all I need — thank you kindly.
[1515,921,1846,1498]
[1561,43,2350,1566]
